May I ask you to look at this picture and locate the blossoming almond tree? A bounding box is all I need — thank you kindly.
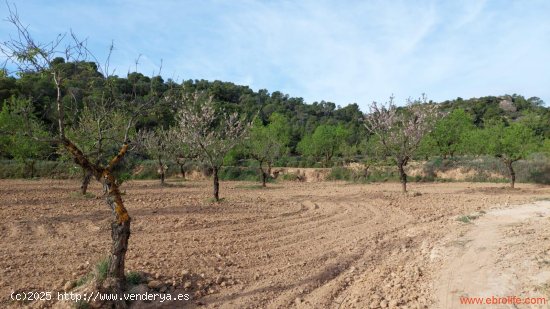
[174,91,249,201]
[365,95,438,192]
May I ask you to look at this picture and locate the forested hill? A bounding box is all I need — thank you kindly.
[0,60,548,156]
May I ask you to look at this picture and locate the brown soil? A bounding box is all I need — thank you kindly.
[1,179,549,308]
[434,201,550,308]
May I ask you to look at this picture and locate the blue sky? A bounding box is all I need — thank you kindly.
[1,0,549,110]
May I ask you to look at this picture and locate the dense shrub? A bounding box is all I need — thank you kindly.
[0,160,77,178]
[326,166,400,183]
[3,154,550,185]
[219,166,262,181]
[423,154,550,184]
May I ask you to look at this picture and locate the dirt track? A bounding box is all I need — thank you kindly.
[434,201,550,308]
[1,179,549,308]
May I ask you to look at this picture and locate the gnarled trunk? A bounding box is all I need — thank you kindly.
[179,164,186,180]
[81,169,93,195]
[213,166,220,201]
[62,139,131,307]
[158,158,165,185]
[363,164,370,178]
[398,160,407,193]
[505,160,516,189]
[259,161,267,187]
[29,160,36,178]
[102,173,131,309]
[261,169,267,187]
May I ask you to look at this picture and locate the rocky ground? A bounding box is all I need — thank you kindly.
[1,179,549,308]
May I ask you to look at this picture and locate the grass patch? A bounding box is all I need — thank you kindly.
[126,271,143,286]
[457,212,484,224]
[75,273,93,287]
[457,215,472,223]
[95,258,110,283]
[74,258,110,288]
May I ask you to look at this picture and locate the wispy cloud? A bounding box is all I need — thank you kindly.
[1,0,549,110]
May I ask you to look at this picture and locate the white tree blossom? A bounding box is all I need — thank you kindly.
[175,91,249,200]
[365,95,439,192]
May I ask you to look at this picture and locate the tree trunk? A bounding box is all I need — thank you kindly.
[398,161,407,193]
[179,164,186,180]
[63,139,131,306]
[102,174,131,309]
[107,219,130,309]
[325,154,332,168]
[261,168,267,187]
[27,160,35,178]
[158,158,165,186]
[506,160,516,189]
[213,166,220,201]
[363,165,370,178]
[81,169,93,195]
[258,160,267,187]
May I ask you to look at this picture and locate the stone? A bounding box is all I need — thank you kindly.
[63,280,76,291]
[127,284,149,295]
[147,280,164,290]
[184,281,192,289]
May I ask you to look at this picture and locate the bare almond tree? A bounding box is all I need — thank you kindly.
[66,105,133,195]
[365,95,438,192]
[174,91,249,201]
[1,5,152,306]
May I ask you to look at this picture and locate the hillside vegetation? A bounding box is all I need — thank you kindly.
[1,62,549,184]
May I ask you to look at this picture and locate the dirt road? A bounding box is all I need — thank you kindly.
[0,179,549,308]
[434,201,550,308]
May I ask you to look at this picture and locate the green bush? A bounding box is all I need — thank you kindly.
[326,166,354,181]
[422,154,550,184]
[126,271,142,286]
[280,173,301,181]
[326,166,399,183]
[219,166,261,181]
[0,160,77,178]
